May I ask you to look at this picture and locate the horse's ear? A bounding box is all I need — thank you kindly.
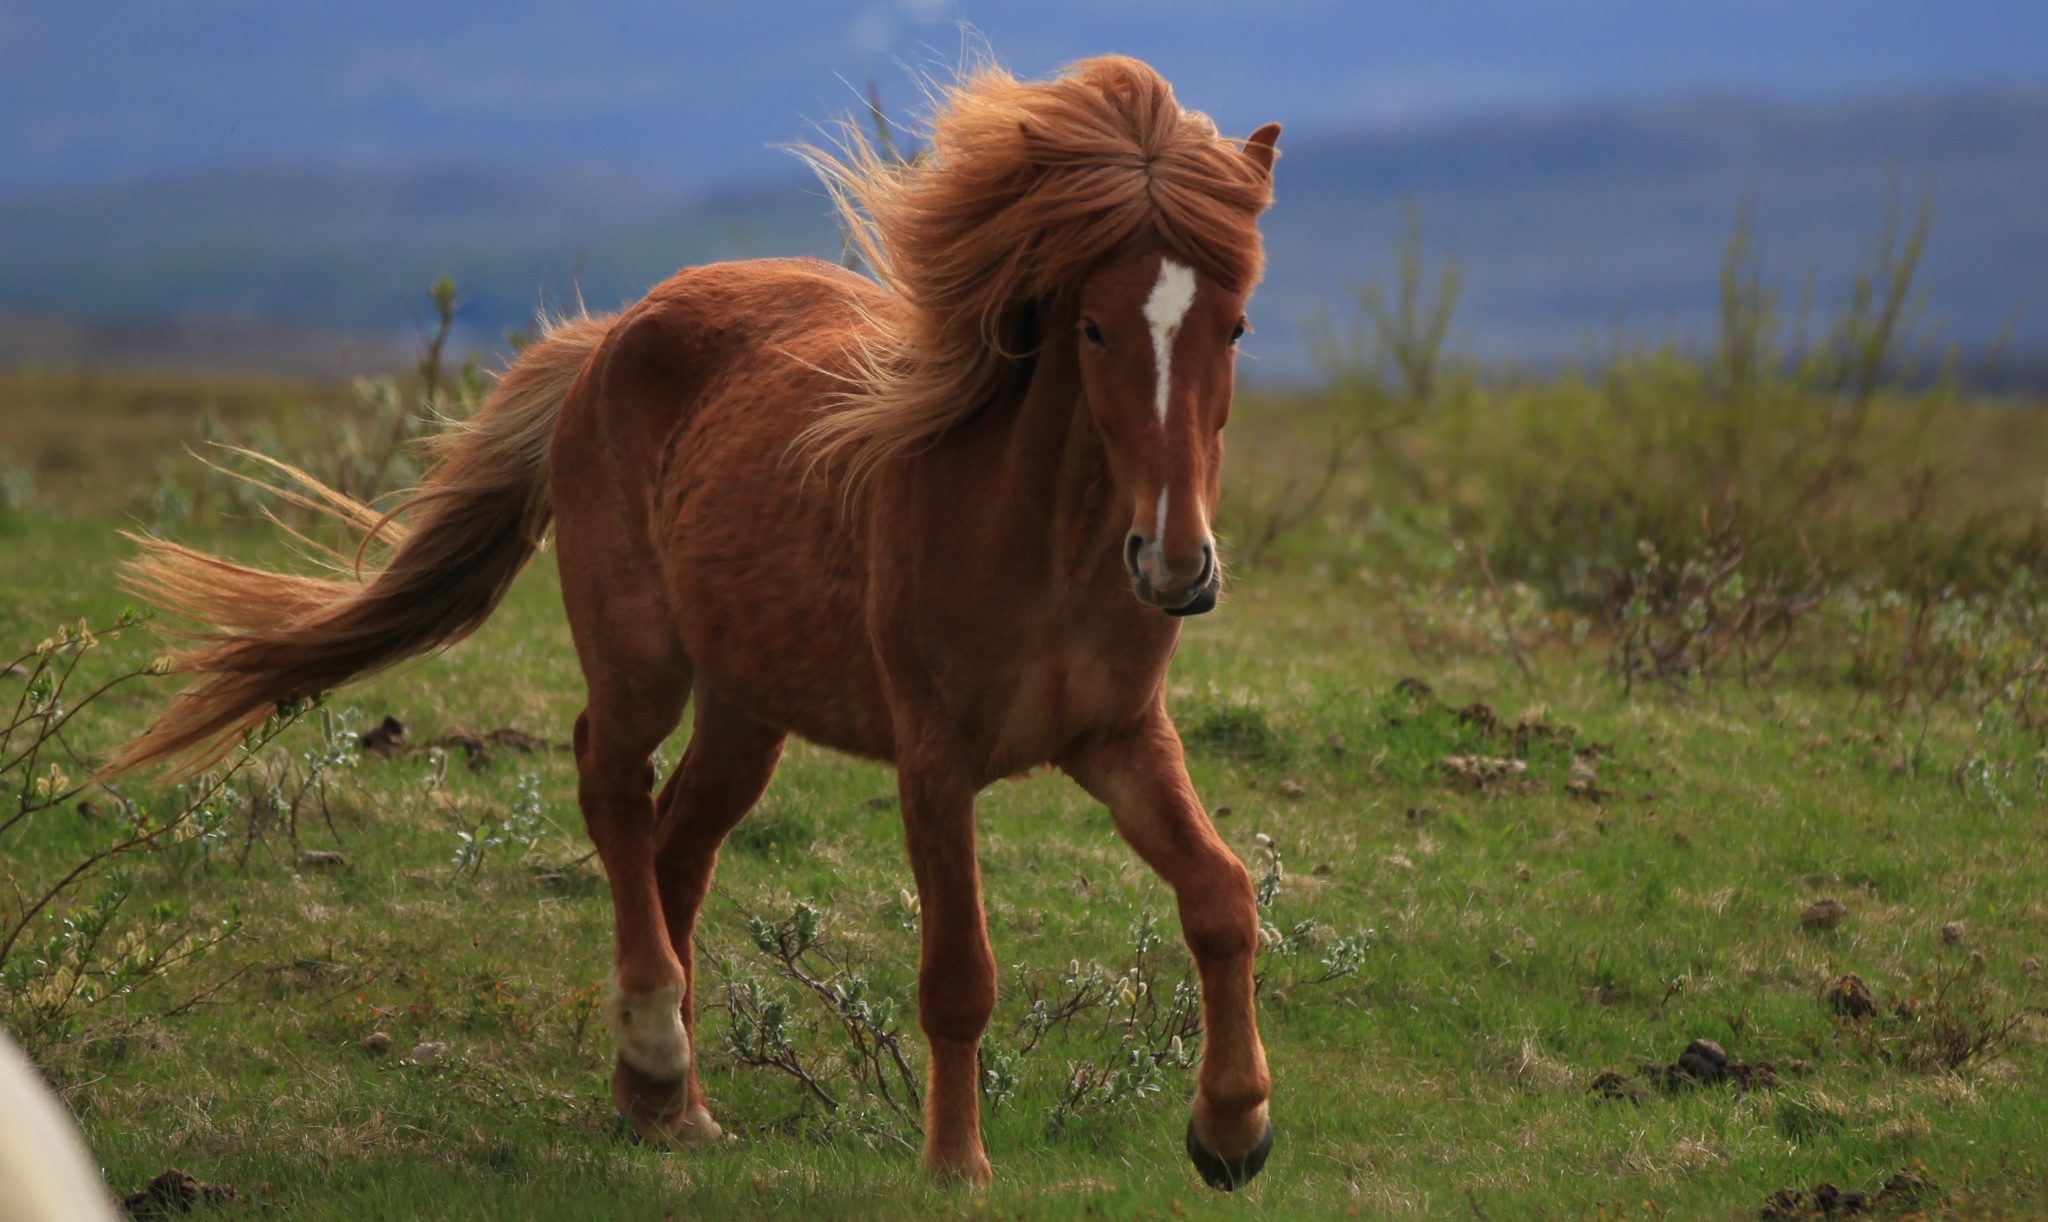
[1243,123,1281,174]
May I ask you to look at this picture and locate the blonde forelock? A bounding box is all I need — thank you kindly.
[796,55,1274,489]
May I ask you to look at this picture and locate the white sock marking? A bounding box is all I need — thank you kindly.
[604,971,691,1081]
[1144,259,1197,424]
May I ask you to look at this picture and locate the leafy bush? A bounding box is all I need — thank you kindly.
[0,612,308,1049]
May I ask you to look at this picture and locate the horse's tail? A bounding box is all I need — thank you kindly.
[105,311,618,776]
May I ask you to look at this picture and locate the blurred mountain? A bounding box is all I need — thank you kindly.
[1,89,2043,380]
[1262,89,2048,368]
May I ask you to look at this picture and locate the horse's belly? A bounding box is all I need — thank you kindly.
[659,462,894,760]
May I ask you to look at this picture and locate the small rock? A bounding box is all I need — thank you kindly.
[483,727,548,754]
[1310,862,1334,877]
[1671,831,1693,849]
[1278,777,1307,797]
[364,1031,392,1055]
[439,730,488,766]
[406,1040,448,1067]
[1801,899,1847,931]
[1675,1051,1721,1084]
[1589,1069,1644,1105]
[1726,1060,1779,1091]
[1827,973,1878,1019]
[1514,862,1534,882]
[1441,754,1526,789]
[1942,920,1966,945]
[1392,677,1434,700]
[1674,1038,1727,1084]
[2024,956,2041,976]
[297,849,346,870]
[1,661,28,679]
[1404,806,1435,822]
[866,795,896,811]
[1759,1186,1809,1221]
[1453,702,1498,731]
[1565,755,1609,801]
[1877,1167,1934,1206]
[358,714,406,756]
[1212,805,1231,818]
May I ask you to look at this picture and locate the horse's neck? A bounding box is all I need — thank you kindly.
[992,325,1125,590]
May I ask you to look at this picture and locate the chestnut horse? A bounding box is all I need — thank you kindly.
[110,57,1281,1190]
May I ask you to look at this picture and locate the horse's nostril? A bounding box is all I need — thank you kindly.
[1197,542,1215,585]
[1125,533,1145,576]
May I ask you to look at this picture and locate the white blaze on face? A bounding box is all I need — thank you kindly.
[1144,258,1198,424]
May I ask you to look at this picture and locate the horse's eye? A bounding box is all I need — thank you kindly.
[1082,320,1105,347]
[1230,319,1249,344]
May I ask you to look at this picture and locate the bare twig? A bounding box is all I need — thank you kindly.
[1475,544,1539,683]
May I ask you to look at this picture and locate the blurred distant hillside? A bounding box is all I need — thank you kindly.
[2,90,2043,381]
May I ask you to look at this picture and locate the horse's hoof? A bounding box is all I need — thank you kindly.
[611,1058,710,1146]
[1186,1116,1273,1191]
[920,1136,994,1188]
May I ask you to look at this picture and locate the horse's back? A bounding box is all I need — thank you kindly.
[553,257,896,758]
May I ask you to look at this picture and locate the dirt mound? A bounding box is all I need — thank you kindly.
[1826,973,1877,1018]
[122,1169,240,1216]
[1757,1167,1933,1219]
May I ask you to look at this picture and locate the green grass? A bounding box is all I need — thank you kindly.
[5,503,2048,1220]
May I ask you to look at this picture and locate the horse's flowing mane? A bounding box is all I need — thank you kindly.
[797,55,1275,483]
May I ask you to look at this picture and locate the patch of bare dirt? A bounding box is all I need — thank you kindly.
[122,1169,240,1216]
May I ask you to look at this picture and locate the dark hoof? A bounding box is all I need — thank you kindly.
[611,1059,688,1142]
[1186,1117,1273,1191]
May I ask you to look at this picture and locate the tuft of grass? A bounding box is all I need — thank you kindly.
[726,803,821,859]
[1179,698,1286,763]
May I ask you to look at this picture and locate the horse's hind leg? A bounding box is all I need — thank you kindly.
[570,666,697,1142]
[1060,704,1272,1192]
[639,683,787,1145]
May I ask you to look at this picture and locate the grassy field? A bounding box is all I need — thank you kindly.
[4,371,2048,1221]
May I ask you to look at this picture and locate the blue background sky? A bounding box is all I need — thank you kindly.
[3,3,2044,376]
[5,1,2045,195]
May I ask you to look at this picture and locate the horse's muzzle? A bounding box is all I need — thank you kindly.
[1128,536,1219,615]
[1163,572,1219,616]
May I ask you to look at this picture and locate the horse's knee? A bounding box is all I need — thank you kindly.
[919,961,997,1044]
[1181,857,1258,961]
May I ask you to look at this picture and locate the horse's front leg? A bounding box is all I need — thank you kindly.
[1061,703,1272,1191]
[899,766,997,1185]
